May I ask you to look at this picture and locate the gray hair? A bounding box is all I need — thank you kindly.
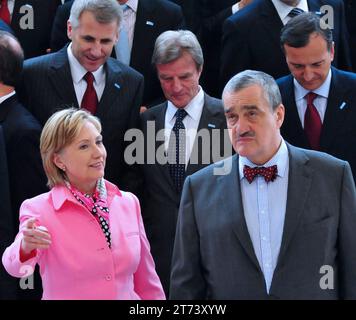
[69,0,122,29]
[152,30,204,70]
[223,70,282,111]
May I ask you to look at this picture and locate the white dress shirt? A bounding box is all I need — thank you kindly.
[293,69,331,127]
[164,87,205,168]
[67,44,106,106]
[272,0,309,25]
[239,139,289,293]
[0,90,15,104]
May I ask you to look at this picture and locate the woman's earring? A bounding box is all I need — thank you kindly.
[62,166,66,172]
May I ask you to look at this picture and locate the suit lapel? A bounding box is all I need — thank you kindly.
[320,68,350,150]
[259,1,284,49]
[281,76,309,147]
[152,103,178,193]
[220,155,262,272]
[96,59,123,118]
[48,48,78,106]
[276,144,312,267]
[185,94,225,176]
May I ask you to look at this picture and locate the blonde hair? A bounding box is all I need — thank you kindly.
[40,108,102,188]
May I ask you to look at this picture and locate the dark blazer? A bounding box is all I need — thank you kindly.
[0,126,17,299]
[179,0,236,98]
[50,0,185,107]
[10,0,61,58]
[0,95,47,300]
[220,0,352,91]
[344,0,356,70]
[277,67,356,181]
[140,93,232,295]
[170,145,356,299]
[0,95,47,229]
[17,47,144,190]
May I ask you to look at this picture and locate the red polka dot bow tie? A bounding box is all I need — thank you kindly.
[243,165,278,184]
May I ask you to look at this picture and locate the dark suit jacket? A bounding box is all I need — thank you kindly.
[344,0,356,70]
[170,145,356,299]
[277,67,356,181]
[177,0,236,98]
[220,0,352,92]
[50,0,185,107]
[0,126,17,299]
[140,93,232,295]
[17,47,144,190]
[10,0,61,58]
[0,95,48,300]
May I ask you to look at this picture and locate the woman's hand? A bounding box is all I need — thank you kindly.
[20,218,52,258]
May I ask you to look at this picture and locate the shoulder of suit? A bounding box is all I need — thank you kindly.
[107,58,143,79]
[141,102,166,119]
[289,144,347,169]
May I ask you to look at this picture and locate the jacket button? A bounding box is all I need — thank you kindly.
[105,275,112,281]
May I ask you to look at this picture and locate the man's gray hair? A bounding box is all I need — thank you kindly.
[223,70,282,111]
[152,30,204,70]
[69,0,122,29]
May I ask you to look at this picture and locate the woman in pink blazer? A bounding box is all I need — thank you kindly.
[2,109,165,300]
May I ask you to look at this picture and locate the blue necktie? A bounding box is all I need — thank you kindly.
[116,4,130,65]
[288,7,304,18]
[168,109,187,192]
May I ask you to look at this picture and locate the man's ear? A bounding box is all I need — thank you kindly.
[67,20,73,40]
[275,103,285,129]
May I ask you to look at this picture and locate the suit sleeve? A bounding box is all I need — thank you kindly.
[2,200,43,278]
[338,162,356,299]
[7,126,48,226]
[169,176,207,299]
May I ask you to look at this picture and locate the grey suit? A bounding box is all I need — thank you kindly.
[170,144,356,299]
[140,93,232,295]
[17,47,144,190]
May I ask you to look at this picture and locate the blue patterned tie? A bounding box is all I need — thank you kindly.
[116,4,130,65]
[288,7,304,18]
[168,109,187,192]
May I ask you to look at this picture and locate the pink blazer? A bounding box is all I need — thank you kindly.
[2,180,165,300]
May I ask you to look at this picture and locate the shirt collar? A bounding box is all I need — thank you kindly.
[67,43,105,85]
[239,139,289,181]
[0,91,16,105]
[52,180,122,211]
[272,0,309,21]
[166,86,204,122]
[294,68,332,101]
[124,0,138,12]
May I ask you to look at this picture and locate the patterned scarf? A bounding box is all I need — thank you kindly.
[65,178,111,248]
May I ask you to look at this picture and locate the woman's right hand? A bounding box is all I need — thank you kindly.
[21,218,52,257]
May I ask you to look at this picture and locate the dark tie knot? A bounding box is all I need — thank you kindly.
[175,109,188,122]
[288,7,304,18]
[243,165,278,184]
[83,72,95,85]
[305,92,317,105]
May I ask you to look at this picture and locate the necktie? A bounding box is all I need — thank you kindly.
[168,109,188,192]
[288,7,304,18]
[81,72,98,114]
[116,4,130,65]
[0,0,11,25]
[304,92,322,150]
[243,165,278,184]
